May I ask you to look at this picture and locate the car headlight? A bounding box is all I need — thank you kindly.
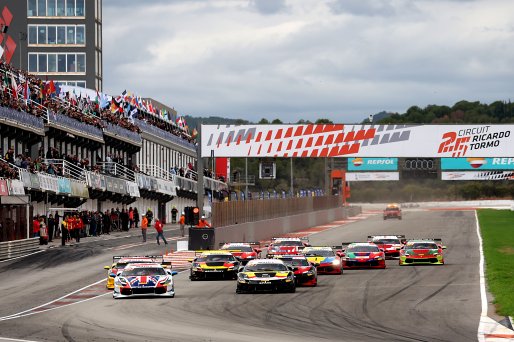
[374,256,383,260]
[238,273,248,280]
[159,276,171,285]
[332,259,341,265]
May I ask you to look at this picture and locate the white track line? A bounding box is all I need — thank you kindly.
[476,210,488,342]
[0,337,41,342]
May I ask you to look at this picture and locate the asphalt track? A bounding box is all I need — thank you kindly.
[0,210,481,342]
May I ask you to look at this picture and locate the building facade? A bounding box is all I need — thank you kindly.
[2,0,102,90]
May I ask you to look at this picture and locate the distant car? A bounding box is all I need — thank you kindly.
[274,254,317,286]
[236,259,296,293]
[383,203,402,220]
[368,235,406,259]
[341,242,386,269]
[220,242,261,265]
[113,263,177,299]
[104,255,169,290]
[399,239,445,266]
[189,250,240,280]
[302,246,343,274]
[266,237,310,258]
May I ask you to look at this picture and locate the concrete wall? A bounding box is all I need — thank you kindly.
[214,206,361,246]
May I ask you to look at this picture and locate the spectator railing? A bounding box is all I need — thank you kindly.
[47,111,104,140]
[98,162,136,182]
[134,119,196,150]
[0,105,44,131]
[103,122,142,145]
[138,164,173,181]
[42,159,86,181]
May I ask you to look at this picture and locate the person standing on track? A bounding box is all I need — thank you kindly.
[179,211,185,237]
[47,214,55,242]
[154,219,168,245]
[61,216,68,246]
[196,215,212,228]
[141,214,148,242]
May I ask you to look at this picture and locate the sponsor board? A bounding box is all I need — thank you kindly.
[346,172,399,181]
[201,124,514,158]
[348,157,398,171]
[441,171,514,181]
[441,157,514,170]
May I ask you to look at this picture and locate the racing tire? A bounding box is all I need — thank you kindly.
[399,217,402,220]
[288,286,296,293]
[383,217,387,220]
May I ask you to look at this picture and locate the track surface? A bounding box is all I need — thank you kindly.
[0,211,481,342]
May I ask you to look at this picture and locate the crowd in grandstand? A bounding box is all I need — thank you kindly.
[0,60,194,143]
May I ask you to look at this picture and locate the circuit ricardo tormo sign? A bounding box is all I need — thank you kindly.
[201,124,513,158]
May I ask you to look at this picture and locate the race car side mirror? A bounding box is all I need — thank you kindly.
[109,273,116,278]
[304,243,311,247]
[380,248,385,252]
[254,249,261,253]
[442,246,447,250]
[104,266,110,270]
[336,251,344,257]
[264,244,269,248]
[171,271,178,276]
[238,266,245,273]
[287,265,294,271]
[117,272,122,277]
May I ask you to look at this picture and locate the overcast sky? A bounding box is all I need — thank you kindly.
[102,0,514,123]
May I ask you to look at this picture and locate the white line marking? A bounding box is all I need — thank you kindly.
[0,337,41,342]
[0,250,43,263]
[476,210,488,342]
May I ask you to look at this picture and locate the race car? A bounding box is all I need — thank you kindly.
[341,242,386,269]
[113,263,178,299]
[266,237,310,258]
[383,203,402,220]
[368,235,406,259]
[399,239,446,265]
[273,254,317,286]
[189,250,240,280]
[301,246,343,274]
[236,259,296,293]
[104,255,170,289]
[220,242,262,265]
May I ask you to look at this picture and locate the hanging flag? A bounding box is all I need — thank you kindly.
[23,82,31,101]
[110,99,119,114]
[191,128,198,139]
[11,74,18,99]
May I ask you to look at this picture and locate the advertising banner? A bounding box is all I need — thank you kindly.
[202,124,514,158]
[38,174,59,193]
[0,180,9,196]
[441,157,514,170]
[348,158,398,171]
[126,181,140,197]
[86,172,106,190]
[8,180,25,195]
[441,171,514,181]
[156,179,176,196]
[346,172,400,181]
[58,178,71,194]
[70,180,89,198]
[136,174,152,190]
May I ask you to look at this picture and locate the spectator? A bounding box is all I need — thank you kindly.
[133,208,139,228]
[33,215,40,237]
[128,207,134,228]
[154,219,167,245]
[146,208,153,225]
[141,214,148,242]
[197,215,212,228]
[120,208,129,231]
[47,214,55,243]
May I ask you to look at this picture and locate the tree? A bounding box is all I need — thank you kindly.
[258,118,270,124]
[271,119,283,124]
[315,118,333,124]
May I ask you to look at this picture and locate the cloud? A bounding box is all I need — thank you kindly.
[249,0,288,15]
[328,0,397,17]
[101,0,514,123]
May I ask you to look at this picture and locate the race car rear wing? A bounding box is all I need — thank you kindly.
[271,236,310,243]
[112,255,172,268]
[367,235,406,243]
[407,238,443,242]
[218,242,261,247]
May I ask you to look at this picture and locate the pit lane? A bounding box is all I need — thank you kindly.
[0,210,480,342]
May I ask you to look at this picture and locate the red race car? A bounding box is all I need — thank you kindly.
[383,203,402,220]
[341,242,386,269]
[273,255,317,286]
[266,237,310,258]
[368,235,406,259]
[220,242,262,265]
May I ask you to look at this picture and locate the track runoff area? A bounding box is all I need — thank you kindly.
[0,208,508,342]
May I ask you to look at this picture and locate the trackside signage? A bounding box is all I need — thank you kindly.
[441,171,514,181]
[441,158,514,170]
[348,158,398,171]
[346,172,399,181]
[201,124,514,158]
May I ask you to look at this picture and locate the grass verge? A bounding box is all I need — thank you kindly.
[477,209,514,317]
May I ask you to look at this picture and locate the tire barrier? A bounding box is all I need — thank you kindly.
[0,238,40,261]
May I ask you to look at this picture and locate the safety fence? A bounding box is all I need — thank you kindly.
[212,195,342,228]
[0,238,39,260]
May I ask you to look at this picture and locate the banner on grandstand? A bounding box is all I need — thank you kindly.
[38,174,59,193]
[0,180,9,196]
[58,178,71,194]
[348,158,398,171]
[136,174,152,190]
[8,180,25,195]
[70,180,89,198]
[201,124,514,158]
[156,179,176,196]
[105,176,128,195]
[346,172,400,181]
[86,172,106,191]
[441,171,514,181]
[126,181,140,197]
[441,157,514,170]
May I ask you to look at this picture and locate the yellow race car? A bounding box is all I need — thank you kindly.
[189,250,240,280]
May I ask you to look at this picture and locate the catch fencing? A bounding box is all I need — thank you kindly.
[0,238,39,260]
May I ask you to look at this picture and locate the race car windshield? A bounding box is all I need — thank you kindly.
[116,261,148,269]
[347,246,380,252]
[405,243,438,250]
[375,239,401,244]
[280,259,310,266]
[245,263,288,272]
[385,208,399,211]
[304,250,334,257]
[222,246,253,252]
[197,255,236,262]
[274,241,304,247]
[122,268,166,276]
